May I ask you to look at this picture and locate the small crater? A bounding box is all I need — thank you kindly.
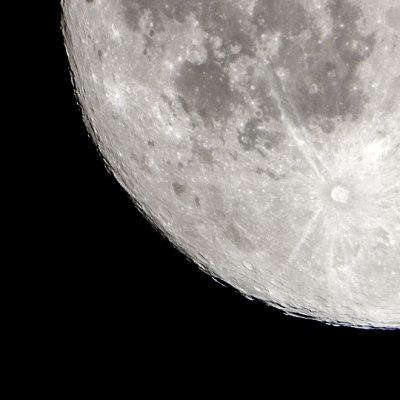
[238,118,261,151]
[250,82,282,121]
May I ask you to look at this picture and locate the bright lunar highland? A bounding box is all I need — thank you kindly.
[62,0,400,328]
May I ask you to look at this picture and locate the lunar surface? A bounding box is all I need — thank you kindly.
[62,0,400,328]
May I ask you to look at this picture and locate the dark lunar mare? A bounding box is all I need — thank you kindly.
[121,0,375,148]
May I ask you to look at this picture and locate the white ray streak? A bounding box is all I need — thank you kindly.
[287,123,329,181]
[266,61,330,181]
[326,236,336,270]
[289,208,322,263]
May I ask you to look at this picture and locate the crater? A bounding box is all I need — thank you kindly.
[331,185,350,204]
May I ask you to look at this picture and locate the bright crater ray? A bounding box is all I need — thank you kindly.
[62,0,400,329]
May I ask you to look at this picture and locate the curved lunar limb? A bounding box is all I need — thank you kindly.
[62,0,400,329]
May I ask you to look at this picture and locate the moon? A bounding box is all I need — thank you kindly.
[62,0,400,329]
